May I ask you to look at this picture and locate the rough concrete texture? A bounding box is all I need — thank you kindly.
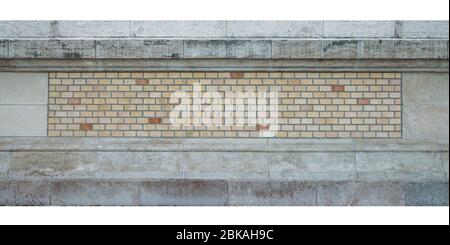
[139,181,228,206]
[0,180,447,206]
[405,182,449,206]
[0,21,447,39]
[0,152,10,179]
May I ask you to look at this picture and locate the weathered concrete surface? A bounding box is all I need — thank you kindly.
[95,39,183,59]
[0,181,14,205]
[96,152,181,179]
[396,21,449,39]
[403,72,449,140]
[269,153,357,181]
[98,138,183,151]
[356,152,445,182]
[317,182,406,206]
[0,72,48,105]
[359,39,448,59]
[139,181,228,206]
[228,181,316,206]
[0,152,11,179]
[12,181,51,206]
[443,153,449,181]
[51,181,139,206]
[10,152,96,180]
[324,21,395,38]
[0,40,7,58]
[8,39,96,59]
[1,21,447,39]
[405,182,449,206]
[183,152,269,180]
[0,105,47,136]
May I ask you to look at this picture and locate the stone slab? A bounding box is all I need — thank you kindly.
[10,151,96,179]
[317,182,406,206]
[405,182,449,206]
[183,152,269,180]
[356,152,445,181]
[0,181,14,205]
[96,152,181,179]
[396,21,449,39]
[8,39,96,58]
[324,21,395,38]
[51,181,139,206]
[139,181,228,206]
[0,21,51,38]
[184,138,268,152]
[130,21,226,38]
[98,138,183,151]
[228,181,316,206]
[0,152,10,179]
[443,153,449,181]
[403,104,449,139]
[403,72,449,105]
[95,39,183,59]
[227,21,323,38]
[55,21,130,38]
[0,72,48,105]
[360,39,448,59]
[269,153,357,181]
[0,40,7,58]
[12,181,51,206]
[0,105,47,136]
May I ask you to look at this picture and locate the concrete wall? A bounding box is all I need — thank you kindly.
[0,72,48,136]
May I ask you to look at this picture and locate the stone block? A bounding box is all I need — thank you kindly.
[322,40,359,59]
[227,21,323,38]
[267,139,354,152]
[324,21,395,38]
[270,153,356,181]
[0,105,47,137]
[272,40,322,59]
[139,180,228,206]
[8,39,96,58]
[96,152,181,179]
[0,40,7,58]
[98,138,183,151]
[443,153,449,181]
[54,21,130,38]
[10,152,96,179]
[12,181,51,206]
[226,40,272,59]
[0,181,13,205]
[183,152,268,180]
[183,138,267,152]
[405,182,449,206]
[403,104,449,139]
[0,21,51,38]
[130,21,226,38]
[11,137,99,151]
[95,39,183,59]
[228,181,316,206]
[360,40,448,59]
[183,40,227,58]
[0,152,11,179]
[317,182,406,206]
[0,72,48,105]
[403,73,449,105]
[396,21,449,39]
[51,181,139,206]
[356,152,445,181]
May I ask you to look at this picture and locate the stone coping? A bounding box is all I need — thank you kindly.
[1,137,448,152]
[1,38,448,60]
[0,21,448,39]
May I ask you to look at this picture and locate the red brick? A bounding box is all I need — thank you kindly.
[332,85,345,92]
[136,79,149,85]
[257,124,270,131]
[68,98,81,105]
[80,123,93,131]
[230,72,244,79]
[358,98,370,105]
[148,118,162,124]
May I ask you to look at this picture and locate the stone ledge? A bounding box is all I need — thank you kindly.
[0,180,447,206]
[1,137,448,152]
[0,39,448,60]
[0,21,448,39]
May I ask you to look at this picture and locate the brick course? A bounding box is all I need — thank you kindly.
[48,72,402,138]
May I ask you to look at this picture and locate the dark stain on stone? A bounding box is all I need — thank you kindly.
[63,52,82,58]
